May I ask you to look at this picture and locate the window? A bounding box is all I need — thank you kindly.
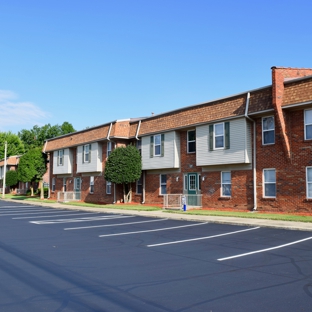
[136,140,142,155]
[107,141,112,157]
[136,175,143,194]
[187,130,196,153]
[221,172,231,197]
[209,122,230,150]
[52,178,55,192]
[106,181,111,194]
[83,144,91,163]
[306,167,312,199]
[63,178,67,192]
[90,176,94,194]
[263,169,276,198]
[305,109,312,140]
[154,134,161,156]
[57,150,64,166]
[262,116,275,145]
[160,174,167,195]
[150,134,164,157]
[184,175,188,191]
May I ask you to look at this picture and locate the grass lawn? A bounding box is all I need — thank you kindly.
[1,194,312,222]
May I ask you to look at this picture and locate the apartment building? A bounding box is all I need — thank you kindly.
[44,66,312,212]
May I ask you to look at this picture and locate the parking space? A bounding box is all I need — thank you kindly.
[0,200,312,311]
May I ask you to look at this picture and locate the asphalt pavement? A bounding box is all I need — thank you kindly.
[2,198,312,232]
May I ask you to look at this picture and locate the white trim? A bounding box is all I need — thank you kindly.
[160,174,167,195]
[263,168,276,198]
[221,171,231,197]
[262,116,275,145]
[304,109,312,140]
[187,130,196,153]
[306,167,312,199]
[214,122,224,150]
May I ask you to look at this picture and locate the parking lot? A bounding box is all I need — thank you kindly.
[0,200,312,311]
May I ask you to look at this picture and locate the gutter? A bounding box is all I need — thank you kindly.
[245,92,257,211]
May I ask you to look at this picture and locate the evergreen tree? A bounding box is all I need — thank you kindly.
[104,145,142,202]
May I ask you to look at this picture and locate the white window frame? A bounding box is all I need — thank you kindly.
[160,174,167,195]
[187,130,196,153]
[90,176,94,194]
[263,169,276,198]
[107,141,112,157]
[63,178,67,192]
[83,144,91,163]
[57,149,64,166]
[154,134,161,156]
[304,109,312,140]
[136,175,143,194]
[52,177,55,192]
[262,116,275,145]
[306,167,312,199]
[221,171,231,197]
[214,123,224,149]
[106,181,111,194]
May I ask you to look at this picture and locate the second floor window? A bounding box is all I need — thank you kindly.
[262,116,275,145]
[209,122,230,150]
[187,130,196,153]
[107,141,112,157]
[305,109,312,140]
[150,134,164,157]
[57,150,64,166]
[83,144,91,163]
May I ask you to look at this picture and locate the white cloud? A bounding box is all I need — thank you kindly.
[0,90,51,132]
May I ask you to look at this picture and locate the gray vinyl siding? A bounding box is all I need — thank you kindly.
[77,142,102,173]
[196,118,252,166]
[53,149,73,174]
[142,131,180,170]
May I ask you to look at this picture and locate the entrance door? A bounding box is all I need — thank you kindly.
[74,177,81,200]
[187,173,198,206]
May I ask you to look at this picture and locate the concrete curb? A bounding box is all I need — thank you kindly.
[2,198,312,232]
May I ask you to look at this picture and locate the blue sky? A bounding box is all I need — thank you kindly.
[1,0,312,134]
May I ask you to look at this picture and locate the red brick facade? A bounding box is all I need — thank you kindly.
[44,67,312,212]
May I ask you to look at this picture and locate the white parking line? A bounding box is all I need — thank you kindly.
[64,218,168,230]
[99,222,208,237]
[217,236,312,261]
[147,227,260,247]
[0,210,73,216]
[13,212,100,219]
[30,215,134,224]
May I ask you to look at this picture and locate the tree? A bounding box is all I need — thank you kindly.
[18,122,76,152]
[17,147,47,197]
[104,145,142,203]
[6,170,18,191]
[0,132,25,159]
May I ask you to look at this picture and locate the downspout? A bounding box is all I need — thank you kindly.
[245,92,257,211]
[107,123,112,141]
[135,121,145,203]
[142,171,145,204]
[113,183,116,204]
[135,120,141,140]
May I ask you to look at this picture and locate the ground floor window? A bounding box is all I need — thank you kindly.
[90,176,94,194]
[106,181,111,194]
[160,174,167,195]
[306,167,312,198]
[136,175,143,194]
[263,169,276,198]
[63,178,67,192]
[52,178,55,192]
[221,171,231,196]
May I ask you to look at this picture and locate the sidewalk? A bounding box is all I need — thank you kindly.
[3,198,312,232]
